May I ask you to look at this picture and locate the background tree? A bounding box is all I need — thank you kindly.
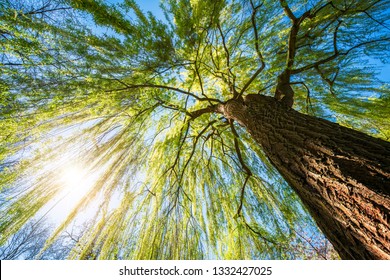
[0,217,85,260]
[0,0,389,259]
[0,219,51,260]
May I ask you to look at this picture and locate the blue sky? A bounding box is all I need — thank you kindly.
[135,0,164,16]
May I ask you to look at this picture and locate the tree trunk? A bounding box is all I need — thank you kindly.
[218,94,390,260]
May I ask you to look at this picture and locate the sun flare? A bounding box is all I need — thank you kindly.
[59,164,86,189]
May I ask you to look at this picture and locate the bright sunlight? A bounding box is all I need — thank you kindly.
[59,165,86,190]
[44,161,98,225]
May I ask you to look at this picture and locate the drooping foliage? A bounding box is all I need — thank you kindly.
[0,0,389,259]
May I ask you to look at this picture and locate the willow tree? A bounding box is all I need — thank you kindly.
[0,0,389,260]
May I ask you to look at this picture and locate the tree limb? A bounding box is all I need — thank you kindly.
[217,23,237,96]
[291,81,314,113]
[237,1,266,98]
[188,104,219,120]
[105,84,221,103]
[280,0,296,22]
[314,65,337,96]
[291,37,390,75]
[229,121,252,217]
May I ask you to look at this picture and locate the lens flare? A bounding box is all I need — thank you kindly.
[59,164,86,190]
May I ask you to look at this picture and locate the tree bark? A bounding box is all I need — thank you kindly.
[217,94,390,260]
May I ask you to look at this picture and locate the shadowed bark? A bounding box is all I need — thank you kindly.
[217,94,390,259]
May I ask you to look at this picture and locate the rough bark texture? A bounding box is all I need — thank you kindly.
[218,94,390,260]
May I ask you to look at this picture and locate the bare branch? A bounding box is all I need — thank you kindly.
[250,0,265,63]
[167,120,217,215]
[180,120,217,180]
[362,10,390,31]
[243,219,279,245]
[314,65,337,96]
[239,65,266,97]
[217,23,237,96]
[292,228,328,260]
[105,84,221,103]
[291,37,390,75]
[229,121,253,217]
[311,1,334,17]
[257,83,275,94]
[236,174,250,217]
[192,27,216,104]
[154,97,193,117]
[333,20,343,55]
[291,81,314,113]
[237,1,266,97]
[25,7,72,16]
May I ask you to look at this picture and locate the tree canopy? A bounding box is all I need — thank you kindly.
[0,0,389,259]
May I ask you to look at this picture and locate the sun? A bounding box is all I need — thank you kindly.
[59,164,86,190]
[45,162,98,224]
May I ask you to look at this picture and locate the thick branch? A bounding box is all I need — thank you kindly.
[275,0,313,107]
[285,10,311,72]
[280,0,296,21]
[188,104,219,120]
